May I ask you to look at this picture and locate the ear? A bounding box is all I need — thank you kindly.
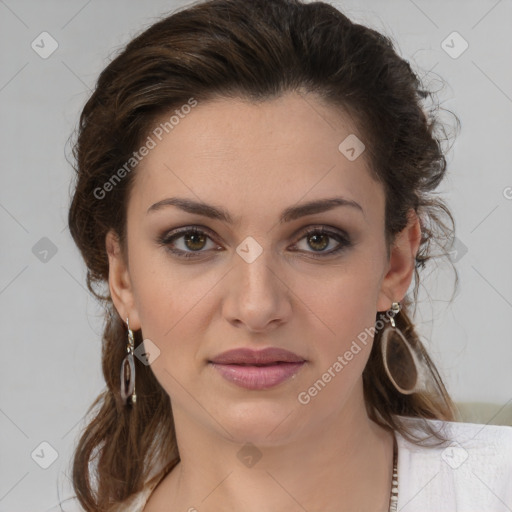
[376,209,422,312]
[105,229,141,330]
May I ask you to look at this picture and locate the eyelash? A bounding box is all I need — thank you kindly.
[157,225,352,260]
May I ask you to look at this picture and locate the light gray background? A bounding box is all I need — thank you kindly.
[1,0,511,510]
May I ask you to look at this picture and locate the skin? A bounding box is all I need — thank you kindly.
[106,91,421,512]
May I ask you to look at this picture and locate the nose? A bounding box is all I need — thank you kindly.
[222,247,292,333]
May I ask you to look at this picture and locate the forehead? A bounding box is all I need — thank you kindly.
[128,92,384,225]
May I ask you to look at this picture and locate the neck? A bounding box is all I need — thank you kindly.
[148,382,395,512]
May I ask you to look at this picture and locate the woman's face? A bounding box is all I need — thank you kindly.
[107,91,418,445]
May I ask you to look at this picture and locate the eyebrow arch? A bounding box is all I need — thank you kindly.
[146,196,364,224]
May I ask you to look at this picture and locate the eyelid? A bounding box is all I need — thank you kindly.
[289,226,351,256]
[158,224,351,258]
[158,225,222,254]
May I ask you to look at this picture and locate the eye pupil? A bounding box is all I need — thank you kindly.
[308,233,329,251]
[185,232,207,251]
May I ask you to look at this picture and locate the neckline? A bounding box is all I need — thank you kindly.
[388,432,399,512]
[142,432,401,511]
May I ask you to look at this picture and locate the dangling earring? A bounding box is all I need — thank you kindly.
[381,302,427,395]
[120,317,137,406]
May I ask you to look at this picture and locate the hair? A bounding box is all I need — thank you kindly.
[66,0,460,509]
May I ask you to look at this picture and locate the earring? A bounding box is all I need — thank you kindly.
[120,317,137,406]
[381,302,427,395]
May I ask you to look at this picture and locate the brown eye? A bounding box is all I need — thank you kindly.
[158,225,352,260]
[293,227,351,257]
[158,227,220,259]
[182,231,208,251]
[306,232,330,251]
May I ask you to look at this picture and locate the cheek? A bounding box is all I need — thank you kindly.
[294,264,381,349]
[289,261,383,405]
[292,274,379,412]
[129,249,220,379]
[129,239,202,335]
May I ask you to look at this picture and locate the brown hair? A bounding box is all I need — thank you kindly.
[66,0,459,509]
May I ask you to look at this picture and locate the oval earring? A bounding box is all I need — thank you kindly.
[381,302,428,395]
[120,317,137,406]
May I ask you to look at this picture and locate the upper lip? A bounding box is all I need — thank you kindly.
[209,347,306,365]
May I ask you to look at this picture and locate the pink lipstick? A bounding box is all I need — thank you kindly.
[209,347,306,390]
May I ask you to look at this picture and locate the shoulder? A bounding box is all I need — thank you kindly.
[396,415,512,453]
[394,416,512,512]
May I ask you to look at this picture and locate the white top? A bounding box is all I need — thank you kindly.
[58,417,512,511]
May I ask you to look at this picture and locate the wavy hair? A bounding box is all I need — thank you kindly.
[66,0,459,509]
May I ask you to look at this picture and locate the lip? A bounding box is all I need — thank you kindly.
[209,347,306,365]
[209,361,306,390]
[208,347,306,390]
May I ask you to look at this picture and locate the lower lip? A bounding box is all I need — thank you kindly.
[209,362,305,390]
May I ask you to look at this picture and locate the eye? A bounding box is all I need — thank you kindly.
[158,226,221,259]
[158,225,352,260]
[291,226,352,257]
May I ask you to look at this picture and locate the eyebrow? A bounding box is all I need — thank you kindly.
[146,196,364,224]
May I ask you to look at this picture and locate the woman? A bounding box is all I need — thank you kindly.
[66,0,512,510]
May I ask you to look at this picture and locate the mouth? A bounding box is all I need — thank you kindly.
[209,347,306,366]
[208,347,306,389]
[221,362,290,366]
[208,360,306,390]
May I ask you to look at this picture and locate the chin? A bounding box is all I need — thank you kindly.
[214,400,305,447]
